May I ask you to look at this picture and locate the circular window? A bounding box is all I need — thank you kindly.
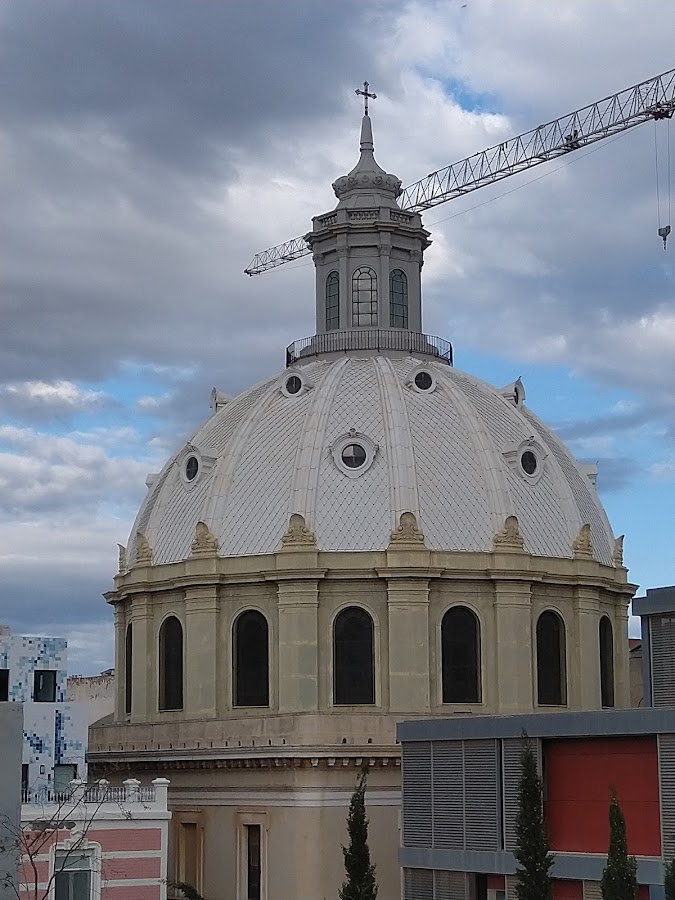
[185,456,199,481]
[341,443,367,469]
[521,450,538,476]
[285,375,302,395]
[414,371,433,391]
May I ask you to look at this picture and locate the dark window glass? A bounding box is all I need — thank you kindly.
[234,611,269,707]
[185,456,199,481]
[285,375,302,395]
[441,606,481,703]
[414,371,433,391]
[326,271,340,331]
[34,670,56,702]
[351,267,377,326]
[246,824,261,900]
[521,450,538,475]
[389,268,408,328]
[21,764,28,801]
[536,611,567,705]
[600,616,615,708]
[159,616,183,711]
[334,607,375,705]
[341,443,366,469]
[0,669,8,701]
[125,623,133,715]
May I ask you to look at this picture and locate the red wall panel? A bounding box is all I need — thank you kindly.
[552,881,583,900]
[545,737,661,855]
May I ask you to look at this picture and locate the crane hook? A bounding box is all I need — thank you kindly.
[658,224,671,250]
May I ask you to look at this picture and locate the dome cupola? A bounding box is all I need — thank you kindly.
[331,114,403,208]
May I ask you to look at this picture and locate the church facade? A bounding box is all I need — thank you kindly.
[89,107,635,900]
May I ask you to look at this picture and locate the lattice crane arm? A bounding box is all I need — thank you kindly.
[245,67,675,275]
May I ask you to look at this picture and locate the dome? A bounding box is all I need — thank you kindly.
[126,352,616,568]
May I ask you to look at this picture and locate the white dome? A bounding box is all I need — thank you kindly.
[127,353,616,567]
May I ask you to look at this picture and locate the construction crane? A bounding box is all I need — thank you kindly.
[244,67,675,276]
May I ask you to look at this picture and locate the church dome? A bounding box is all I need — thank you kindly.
[126,351,615,568]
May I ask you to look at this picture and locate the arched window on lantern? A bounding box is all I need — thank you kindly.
[326,271,340,331]
[333,607,375,705]
[351,267,378,326]
[600,616,615,708]
[389,269,408,328]
[536,610,567,706]
[125,622,133,716]
[441,606,481,703]
[159,616,183,711]
[233,610,269,707]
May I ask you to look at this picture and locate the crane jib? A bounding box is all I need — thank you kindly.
[245,66,675,275]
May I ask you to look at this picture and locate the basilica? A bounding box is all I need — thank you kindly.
[89,106,635,900]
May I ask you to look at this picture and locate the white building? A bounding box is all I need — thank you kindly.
[90,108,634,900]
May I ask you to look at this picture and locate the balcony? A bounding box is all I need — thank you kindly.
[285,329,453,367]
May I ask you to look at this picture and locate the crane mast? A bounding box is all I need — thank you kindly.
[245,66,675,276]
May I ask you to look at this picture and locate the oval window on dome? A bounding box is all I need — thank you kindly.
[414,371,433,391]
[520,450,538,476]
[341,443,367,469]
[285,375,302,395]
[185,456,199,481]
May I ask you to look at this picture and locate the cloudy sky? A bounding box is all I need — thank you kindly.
[1,0,674,674]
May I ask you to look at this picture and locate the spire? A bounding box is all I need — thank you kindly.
[332,109,402,206]
[360,114,374,152]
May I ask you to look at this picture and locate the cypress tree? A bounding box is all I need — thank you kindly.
[665,857,675,900]
[514,732,554,900]
[339,771,378,900]
[601,791,637,900]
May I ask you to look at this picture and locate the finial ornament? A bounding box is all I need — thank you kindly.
[492,515,525,551]
[389,512,425,546]
[117,544,127,575]
[355,80,377,116]
[134,532,153,566]
[572,524,594,559]
[613,534,625,566]
[191,521,219,556]
[281,513,317,549]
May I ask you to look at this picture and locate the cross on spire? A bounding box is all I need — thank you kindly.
[355,81,377,116]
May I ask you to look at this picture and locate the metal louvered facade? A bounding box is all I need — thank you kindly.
[582,881,603,900]
[649,616,675,706]
[659,733,675,858]
[402,741,433,847]
[404,867,433,900]
[501,738,523,851]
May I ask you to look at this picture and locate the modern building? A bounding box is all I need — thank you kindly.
[68,671,115,726]
[0,702,22,900]
[89,108,635,900]
[398,707,670,900]
[0,627,88,797]
[19,777,171,900]
[633,585,675,708]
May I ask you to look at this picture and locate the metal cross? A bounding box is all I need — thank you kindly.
[355,81,377,116]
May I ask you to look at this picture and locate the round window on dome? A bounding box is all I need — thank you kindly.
[414,371,433,392]
[520,450,538,476]
[285,375,302,395]
[341,443,367,469]
[185,455,199,481]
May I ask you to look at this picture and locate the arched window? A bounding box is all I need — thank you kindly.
[326,271,340,331]
[125,622,133,715]
[600,616,615,708]
[351,267,378,326]
[389,269,408,328]
[234,611,269,707]
[536,611,567,706]
[159,616,183,711]
[441,606,481,703]
[334,607,375,705]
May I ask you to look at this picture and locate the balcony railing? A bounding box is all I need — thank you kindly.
[285,329,453,367]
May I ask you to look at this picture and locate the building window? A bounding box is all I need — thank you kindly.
[0,669,8,701]
[333,607,375,705]
[389,268,408,328]
[326,271,340,331]
[234,611,269,707]
[600,616,615,708]
[54,849,93,900]
[536,611,567,706]
[33,670,56,702]
[159,616,183,711]
[441,606,481,703]
[125,623,133,715]
[351,267,377,326]
[176,820,202,896]
[245,824,262,900]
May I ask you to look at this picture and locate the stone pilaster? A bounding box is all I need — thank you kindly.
[276,577,321,713]
[573,586,601,709]
[184,585,219,717]
[381,572,432,713]
[493,579,533,712]
[112,601,126,720]
[130,593,155,721]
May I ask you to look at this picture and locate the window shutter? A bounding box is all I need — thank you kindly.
[402,742,432,846]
